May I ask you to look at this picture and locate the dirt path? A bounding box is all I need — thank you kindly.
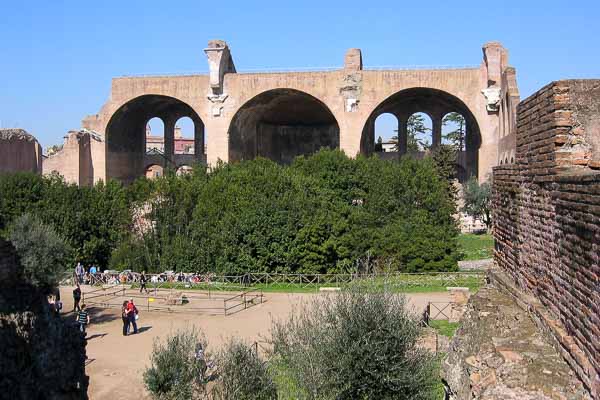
[60,287,451,400]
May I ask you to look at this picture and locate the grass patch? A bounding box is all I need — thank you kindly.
[429,320,460,337]
[458,233,494,261]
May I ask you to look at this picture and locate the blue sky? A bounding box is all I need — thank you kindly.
[1,0,598,147]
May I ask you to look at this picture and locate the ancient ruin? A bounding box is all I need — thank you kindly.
[0,128,43,174]
[445,80,600,399]
[43,40,518,185]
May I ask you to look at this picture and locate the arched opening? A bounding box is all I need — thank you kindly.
[361,88,481,181]
[145,164,164,179]
[406,112,433,157]
[174,117,196,155]
[374,113,399,159]
[228,89,340,164]
[146,117,165,155]
[105,95,205,183]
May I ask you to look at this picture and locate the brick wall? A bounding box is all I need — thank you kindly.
[493,80,600,398]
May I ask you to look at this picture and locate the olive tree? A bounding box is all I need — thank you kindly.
[9,213,71,293]
[462,176,492,231]
[269,287,439,399]
[144,328,209,400]
[211,339,277,400]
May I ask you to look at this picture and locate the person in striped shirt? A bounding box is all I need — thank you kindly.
[76,303,90,334]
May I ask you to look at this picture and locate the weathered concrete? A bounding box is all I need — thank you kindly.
[493,80,600,398]
[46,40,521,184]
[0,129,42,174]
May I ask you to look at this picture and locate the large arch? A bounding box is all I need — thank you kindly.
[228,89,340,164]
[361,87,482,181]
[105,95,204,183]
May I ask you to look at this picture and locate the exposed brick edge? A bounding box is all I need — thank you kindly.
[488,267,598,398]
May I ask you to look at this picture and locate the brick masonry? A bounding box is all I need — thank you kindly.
[493,80,600,398]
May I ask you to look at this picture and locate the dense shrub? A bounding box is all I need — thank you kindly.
[143,328,208,400]
[8,213,71,292]
[269,287,439,399]
[0,172,131,268]
[136,151,459,274]
[212,339,277,400]
[0,149,460,273]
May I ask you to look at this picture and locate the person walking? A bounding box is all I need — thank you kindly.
[76,304,90,334]
[140,271,149,294]
[74,262,83,285]
[126,298,138,334]
[121,301,130,336]
[72,285,82,312]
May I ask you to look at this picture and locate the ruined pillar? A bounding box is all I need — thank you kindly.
[194,120,205,163]
[432,114,443,149]
[164,117,176,168]
[397,115,409,156]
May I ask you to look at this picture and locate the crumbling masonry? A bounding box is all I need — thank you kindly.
[493,80,600,397]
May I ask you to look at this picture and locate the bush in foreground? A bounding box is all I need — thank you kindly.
[144,328,208,400]
[211,339,277,400]
[8,213,71,293]
[269,287,439,399]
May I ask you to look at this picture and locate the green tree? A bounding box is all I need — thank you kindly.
[269,287,439,399]
[0,172,45,235]
[462,176,492,231]
[212,339,277,400]
[391,114,432,153]
[442,112,466,151]
[144,328,208,400]
[9,213,71,293]
[431,144,459,202]
[0,172,131,268]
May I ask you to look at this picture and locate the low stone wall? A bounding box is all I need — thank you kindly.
[492,80,600,398]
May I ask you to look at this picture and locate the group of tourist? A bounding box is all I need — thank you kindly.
[70,286,141,337]
[42,280,136,339]
[74,262,100,285]
[59,263,146,337]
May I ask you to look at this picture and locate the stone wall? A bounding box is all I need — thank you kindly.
[492,80,600,398]
[0,128,42,174]
[0,238,88,399]
[43,129,105,186]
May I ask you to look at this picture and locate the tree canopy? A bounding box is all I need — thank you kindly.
[0,149,461,274]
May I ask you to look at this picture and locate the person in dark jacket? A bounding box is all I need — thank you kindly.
[121,301,130,336]
[73,285,82,312]
[139,271,149,294]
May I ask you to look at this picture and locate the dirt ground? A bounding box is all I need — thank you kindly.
[59,286,452,400]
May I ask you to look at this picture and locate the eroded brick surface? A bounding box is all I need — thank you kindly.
[493,80,600,398]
